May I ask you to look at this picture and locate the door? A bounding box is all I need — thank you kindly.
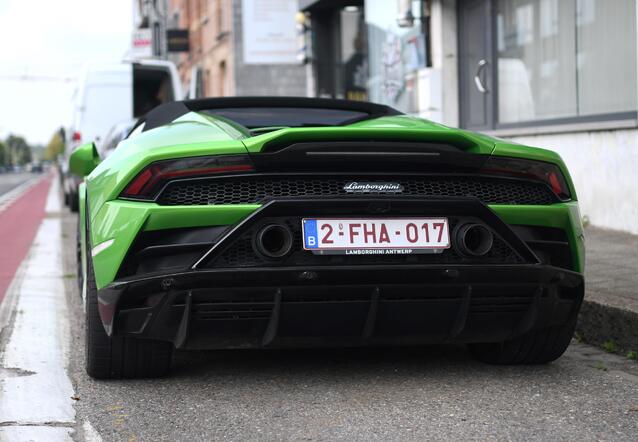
[458,0,494,130]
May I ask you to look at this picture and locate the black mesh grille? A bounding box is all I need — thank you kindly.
[156,175,556,206]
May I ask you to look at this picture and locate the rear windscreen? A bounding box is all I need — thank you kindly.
[202,107,369,128]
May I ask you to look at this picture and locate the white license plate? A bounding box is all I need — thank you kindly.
[302,218,450,255]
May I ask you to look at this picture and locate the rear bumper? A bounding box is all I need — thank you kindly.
[98,263,583,350]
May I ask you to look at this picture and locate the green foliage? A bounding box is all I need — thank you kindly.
[5,134,32,166]
[602,340,619,353]
[626,351,637,361]
[0,141,6,166]
[44,129,65,161]
[593,361,608,371]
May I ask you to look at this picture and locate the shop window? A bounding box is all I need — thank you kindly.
[366,0,429,112]
[310,4,367,100]
[341,8,368,101]
[496,0,636,125]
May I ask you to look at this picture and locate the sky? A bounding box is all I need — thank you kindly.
[0,0,133,145]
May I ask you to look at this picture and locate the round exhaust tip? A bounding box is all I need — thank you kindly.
[455,223,494,257]
[254,224,293,259]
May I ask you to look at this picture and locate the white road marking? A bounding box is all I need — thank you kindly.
[0,259,27,339]
[45,174,62,213]
[0,427,73,442]
[82,420,103,442]
[0,179,77,441]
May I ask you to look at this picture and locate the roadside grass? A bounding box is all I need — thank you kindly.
[600,339,637,362]
[593,361,608,371]
[602,340,619,353]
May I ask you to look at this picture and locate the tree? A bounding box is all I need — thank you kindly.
[44,128,65,161]
[5,134,32,166]
[0,141,6,166]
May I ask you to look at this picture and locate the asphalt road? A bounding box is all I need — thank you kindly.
[56,213,638,441]
[0,172,39,197]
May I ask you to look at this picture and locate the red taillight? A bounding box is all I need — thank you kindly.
[124,168,153,196]
[548,172,563,196]
[481,156,571,201]
[72,131,82,142]
[121,155,254,199]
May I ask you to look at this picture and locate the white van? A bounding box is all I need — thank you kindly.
[63,60,183,210]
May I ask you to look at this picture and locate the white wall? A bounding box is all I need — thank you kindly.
[510,129,638,235]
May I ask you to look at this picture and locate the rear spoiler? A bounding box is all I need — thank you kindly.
[241,128,496,173]
[140,97,402,133]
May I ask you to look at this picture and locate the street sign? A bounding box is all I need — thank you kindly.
[242,0,298,64]
[131,28,152,59]
[167,29,190,53]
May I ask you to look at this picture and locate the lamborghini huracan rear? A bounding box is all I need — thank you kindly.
[70,97,584,379]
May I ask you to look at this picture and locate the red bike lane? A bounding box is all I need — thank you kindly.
[0,176,52,305]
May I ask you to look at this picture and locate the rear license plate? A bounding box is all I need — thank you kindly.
[302,218,450,255]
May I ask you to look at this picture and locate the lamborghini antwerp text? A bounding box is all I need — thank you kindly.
[70,97,585,379]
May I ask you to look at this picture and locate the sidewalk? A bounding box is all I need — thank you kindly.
[576,226,638,353]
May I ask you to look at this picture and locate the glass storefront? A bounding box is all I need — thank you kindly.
[302,2,367,100]
[303,0,428,111]
[366,0,428,112]
[496,0,637,125]
[341,7,368,101]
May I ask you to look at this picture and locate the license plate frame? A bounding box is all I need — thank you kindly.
[302,217,450,255]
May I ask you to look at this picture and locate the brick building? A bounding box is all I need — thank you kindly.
[168,0,306,98]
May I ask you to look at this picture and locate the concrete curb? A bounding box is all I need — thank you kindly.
[576,300,638,354]
[0,258,27,338]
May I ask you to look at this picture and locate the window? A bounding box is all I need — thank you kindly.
[218,61,227,96]
[496,0,637,126]
[305,2,366,100]
[202,107,370,128]
[576,0,637,116]
[366,0,428,111]
[215,0,223,35]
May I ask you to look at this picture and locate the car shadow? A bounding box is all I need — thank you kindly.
[168,344,565,382]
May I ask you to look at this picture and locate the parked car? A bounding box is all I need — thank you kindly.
[28,163,43,173]
[70,97,584,379]
[63,60,182,211]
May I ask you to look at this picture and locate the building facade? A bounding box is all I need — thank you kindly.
[167,0,307,98]
[132,0,171,59]
[168,0,233,97]
[301,0,638,234]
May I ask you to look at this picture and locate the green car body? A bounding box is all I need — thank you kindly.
[72,98,584,379]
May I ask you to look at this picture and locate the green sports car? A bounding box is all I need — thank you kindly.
[70,97,585,379]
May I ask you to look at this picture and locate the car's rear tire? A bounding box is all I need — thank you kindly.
[85,239,173,379]
[69,190,79,212]
[76,218,83,294]
[468,318,577,365]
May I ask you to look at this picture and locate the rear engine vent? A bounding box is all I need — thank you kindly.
[157,175,556,206]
